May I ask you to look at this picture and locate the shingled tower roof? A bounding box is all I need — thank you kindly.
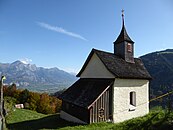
[114,10,134,44]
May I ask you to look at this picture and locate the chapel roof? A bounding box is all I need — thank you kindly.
[59,78,114,108]
[77,49,152,79]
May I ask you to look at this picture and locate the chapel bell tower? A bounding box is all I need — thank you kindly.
[114,10,134,63]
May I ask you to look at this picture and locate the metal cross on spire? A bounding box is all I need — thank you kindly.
[121,9,125,26]
[121,9,124,17]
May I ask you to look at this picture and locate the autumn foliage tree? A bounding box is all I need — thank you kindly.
[3,83,17,97]
[27,92,40,111]
[3,84,62,114]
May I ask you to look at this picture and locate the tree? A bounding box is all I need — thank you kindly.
[4,83,16,97]
[27,92,40,111]
[37,93,51,114]
[19,89,29,104]
[50,96,62,113]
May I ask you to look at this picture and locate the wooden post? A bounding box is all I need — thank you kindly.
[0,76,6,130]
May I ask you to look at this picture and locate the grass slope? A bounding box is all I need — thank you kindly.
[6,108,173,130]
[6,109,46,124]
[6,109,76,130]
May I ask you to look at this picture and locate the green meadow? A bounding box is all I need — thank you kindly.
[5,107,173,130]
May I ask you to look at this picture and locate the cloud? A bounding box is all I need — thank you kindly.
[19,58,32,64]
[37,22,88,41]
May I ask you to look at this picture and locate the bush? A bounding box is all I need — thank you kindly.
[4,96,16,115]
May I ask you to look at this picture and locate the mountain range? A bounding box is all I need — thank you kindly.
[0,60,77,93]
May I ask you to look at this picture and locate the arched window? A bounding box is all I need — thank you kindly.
[130,91,136,106]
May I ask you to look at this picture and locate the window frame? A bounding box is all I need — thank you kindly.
[129,91,136,111]
[127,43,132,52]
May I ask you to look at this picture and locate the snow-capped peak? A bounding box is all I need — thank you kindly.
[19,58,32,64]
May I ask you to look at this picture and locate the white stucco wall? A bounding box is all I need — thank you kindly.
[80,53,114,78]
[112,78,149,123]
[60,110,87,124]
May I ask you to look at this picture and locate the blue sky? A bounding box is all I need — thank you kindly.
[0,0,173,73]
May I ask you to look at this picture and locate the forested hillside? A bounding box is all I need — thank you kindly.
[141,49,173,107]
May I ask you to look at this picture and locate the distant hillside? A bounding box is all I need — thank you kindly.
[140,49,173,107]
[0,60,77,93]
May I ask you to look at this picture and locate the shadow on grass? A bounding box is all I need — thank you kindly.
[7,113,79,130]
